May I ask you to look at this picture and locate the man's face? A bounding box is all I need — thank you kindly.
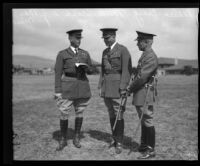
[103,35,115,47]
[137,39,147,51]
[69,35,81,48]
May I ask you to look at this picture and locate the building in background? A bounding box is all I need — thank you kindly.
[157,57,175,76]
[157,57,198,76]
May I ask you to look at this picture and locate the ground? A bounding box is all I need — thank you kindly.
[12,74,198,160]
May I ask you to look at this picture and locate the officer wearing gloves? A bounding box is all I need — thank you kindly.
[127,31,158,159]
[98,28,132,154]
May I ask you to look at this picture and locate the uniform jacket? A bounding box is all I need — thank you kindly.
[98,43,132,98]
[128,48,158,106]
[54,47,92,99]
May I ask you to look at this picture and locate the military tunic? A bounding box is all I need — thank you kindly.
[128,48,158,106]
[55,47,92,100]
[98,43,132,98]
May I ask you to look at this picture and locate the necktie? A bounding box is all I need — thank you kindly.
[75,48,78,55]
[107,47,111,60]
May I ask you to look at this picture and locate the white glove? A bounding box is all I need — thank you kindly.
[54,93,62,100]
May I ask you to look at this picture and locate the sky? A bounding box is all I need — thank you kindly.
[13,8,199,66]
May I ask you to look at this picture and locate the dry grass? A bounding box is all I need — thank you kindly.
[13,74,198,160]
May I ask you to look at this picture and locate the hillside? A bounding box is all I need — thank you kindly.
[13,55,55,68]
[13,55,101,68]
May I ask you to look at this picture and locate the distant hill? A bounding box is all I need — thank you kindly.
[13,54,101,69]
[13,55,55,69]
[91,59,101,66]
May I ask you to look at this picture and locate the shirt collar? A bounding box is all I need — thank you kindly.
[70,46,78,54]
[143,47,152,54]
[109,42,117,50]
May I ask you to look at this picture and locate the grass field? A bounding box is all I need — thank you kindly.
[12,74,198,160]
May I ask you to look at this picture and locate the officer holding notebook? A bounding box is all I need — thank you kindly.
[54,29,92,151]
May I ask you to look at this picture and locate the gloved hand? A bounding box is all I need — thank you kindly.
[119,89,127,98]
[76,67,86,79]
[126,87,132,97]
[82,66,92,75]
[54,93,62,100]
[80,65,88,71]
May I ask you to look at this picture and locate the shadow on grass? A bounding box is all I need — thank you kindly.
[52,128,85,142]
[86,129,139,151]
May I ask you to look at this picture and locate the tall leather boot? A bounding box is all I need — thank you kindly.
[109,117,117,148]
[73,117,83,148]
[138,125,148,152]
[149,126,155,149]
[138,126,156,159]
[115,119,124,154]
[56,119,68,151]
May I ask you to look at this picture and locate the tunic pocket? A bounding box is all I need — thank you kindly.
[78,80,91,98]
[102,56,112,70]
[61,78,78,99]
[110,54,121,70]
[105,74,121,98]
[78,56,88,63]
[63,57,75,69]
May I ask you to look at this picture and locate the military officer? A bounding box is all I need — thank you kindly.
[98,28,132,154]
[127,31,158,159]
[54,29,92,151]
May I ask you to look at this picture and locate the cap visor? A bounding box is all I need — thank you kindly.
[75,36,83,39]
[102,35,111,39]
